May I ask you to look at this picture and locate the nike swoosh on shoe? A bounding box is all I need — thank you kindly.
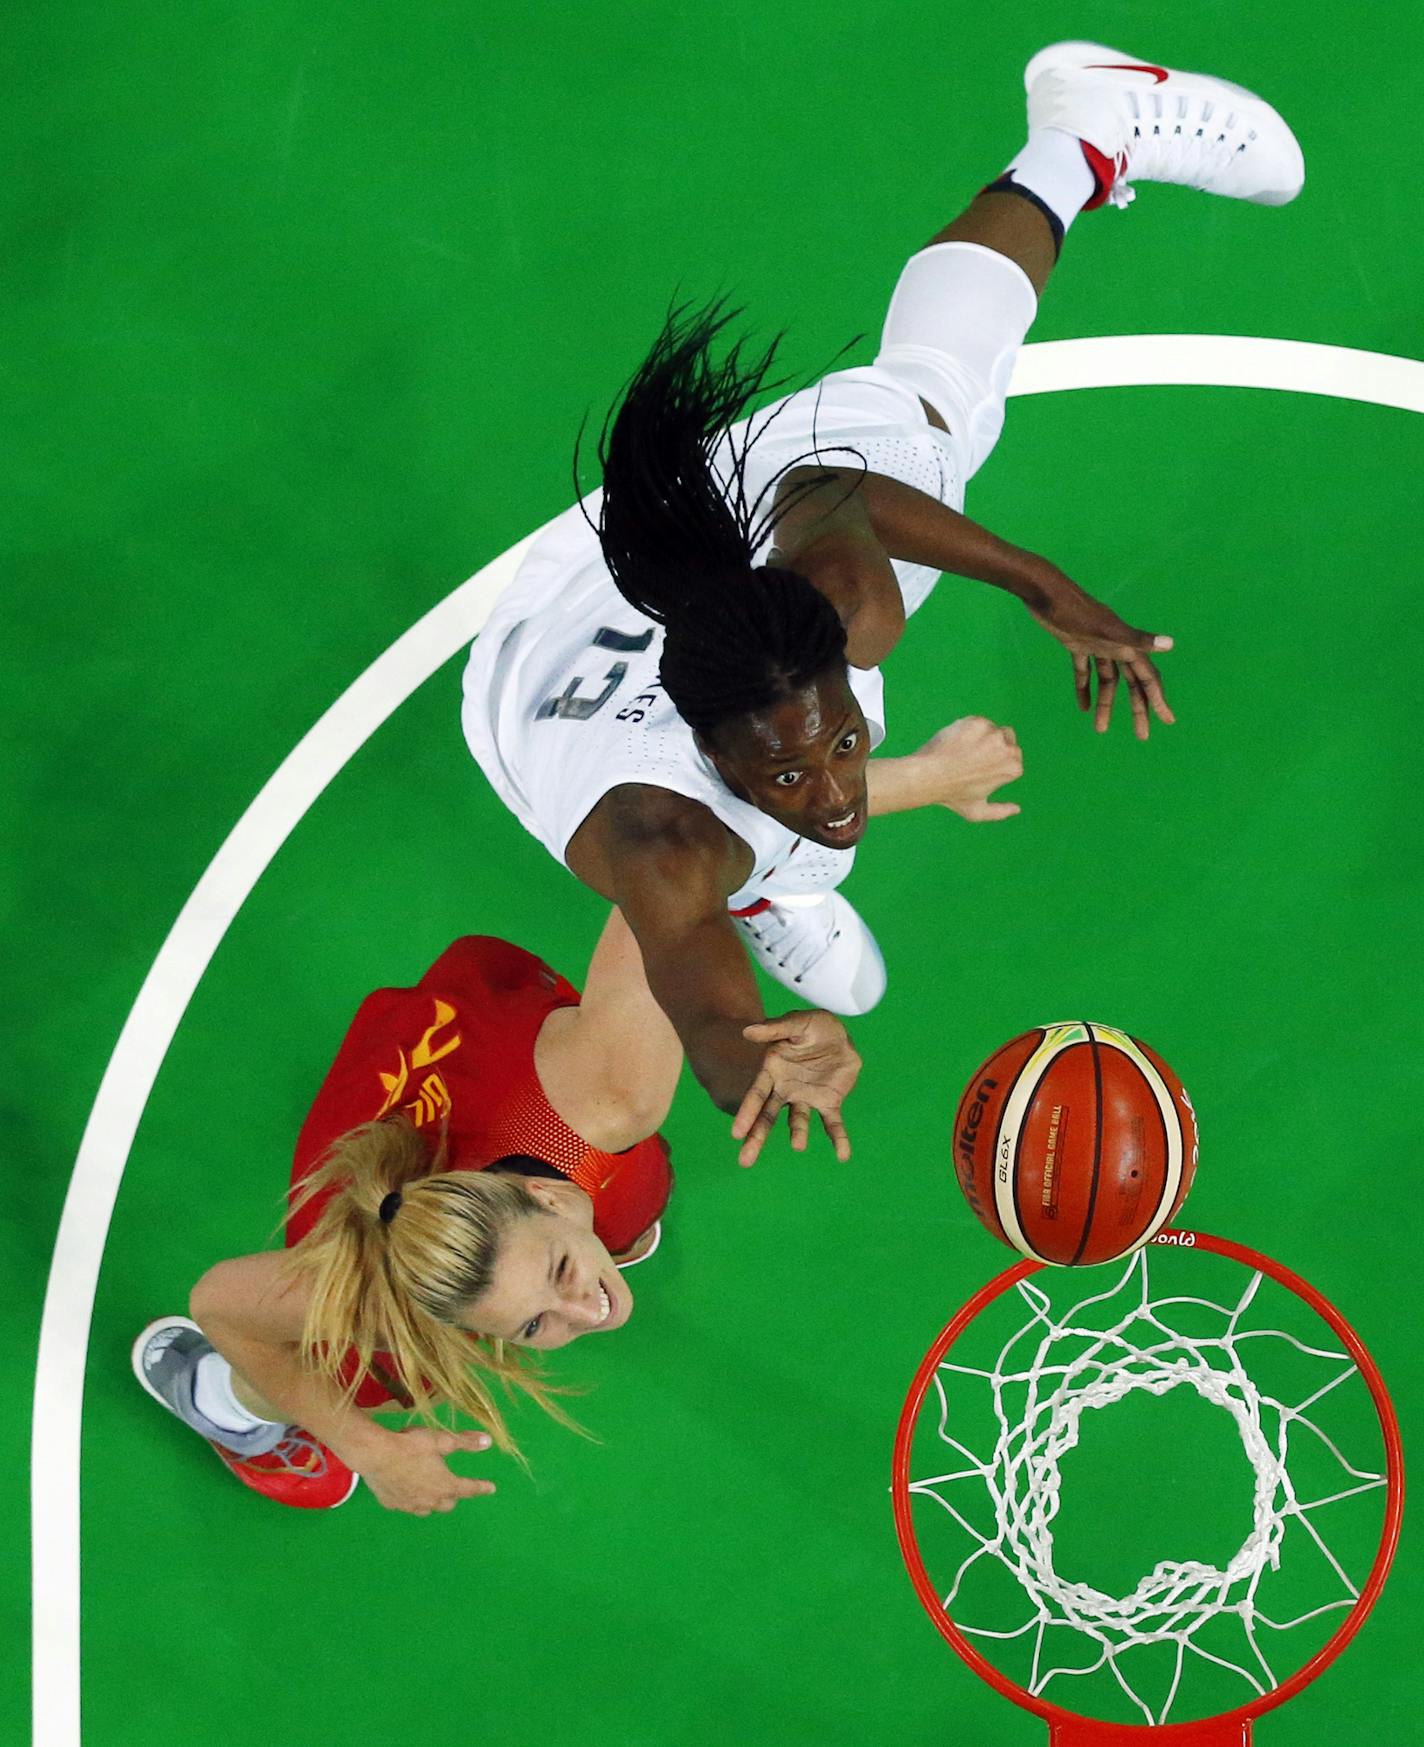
[1085,61,1170,82]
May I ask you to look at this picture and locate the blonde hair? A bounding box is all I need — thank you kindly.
[282,1118,576,1455]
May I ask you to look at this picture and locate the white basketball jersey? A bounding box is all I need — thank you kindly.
[461,365,963,911]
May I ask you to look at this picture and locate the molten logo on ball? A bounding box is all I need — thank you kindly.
[954,1076,997,1221]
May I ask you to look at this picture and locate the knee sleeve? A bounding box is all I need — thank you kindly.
[874,242,1037,480]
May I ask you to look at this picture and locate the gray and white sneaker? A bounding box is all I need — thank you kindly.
[134,1316,360,1508]
[132,1316,287,1457]
[732,891,886,1015]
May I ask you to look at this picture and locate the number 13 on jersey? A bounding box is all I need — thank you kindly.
[536,625,655,722]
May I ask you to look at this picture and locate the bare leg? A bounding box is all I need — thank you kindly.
[535,906,684,1152]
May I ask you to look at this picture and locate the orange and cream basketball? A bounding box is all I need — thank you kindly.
[951,1023,1198,1266]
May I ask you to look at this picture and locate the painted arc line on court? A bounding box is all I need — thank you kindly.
[1012,334,1424,408]
[30,334,1424,1747]
[27,525,539,1747]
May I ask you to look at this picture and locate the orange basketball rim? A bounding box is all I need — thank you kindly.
[891,1230,1404,1745]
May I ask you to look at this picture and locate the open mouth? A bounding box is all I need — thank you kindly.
[596,1280,611,1323]
[817,807,863,843]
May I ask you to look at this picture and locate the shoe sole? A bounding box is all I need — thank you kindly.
[131,1314,204,1415]
[132,1315,360,1508]
[1023,39,1304,203]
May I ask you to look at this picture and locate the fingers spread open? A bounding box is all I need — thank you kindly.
[1126,668,1151,740]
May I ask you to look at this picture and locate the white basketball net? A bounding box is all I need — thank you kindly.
[908,1242,1389,1727]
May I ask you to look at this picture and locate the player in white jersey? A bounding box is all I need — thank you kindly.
[463,43,1304,1165]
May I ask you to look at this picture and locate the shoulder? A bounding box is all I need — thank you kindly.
[574,784,752,918]
[572,780,748,865]
[600,784,752,883]
[768,468,906,667]
[599,782,733,845]
[418,935,565,1002]
[767,464,876,559]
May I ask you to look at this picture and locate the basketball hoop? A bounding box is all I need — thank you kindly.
[891,1230,1403,1743]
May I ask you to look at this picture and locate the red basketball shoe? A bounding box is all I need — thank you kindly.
[210,1428,360,1510]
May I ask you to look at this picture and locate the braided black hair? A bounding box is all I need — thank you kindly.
[579,301,860,741]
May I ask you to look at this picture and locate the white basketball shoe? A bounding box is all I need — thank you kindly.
[1025,41,1305,209]
[732,892,886,1016]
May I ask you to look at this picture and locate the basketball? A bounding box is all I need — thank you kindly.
[951,1023,1198,1266]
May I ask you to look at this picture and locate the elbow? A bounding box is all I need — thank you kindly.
[687,1057,743,1118]
[188,1266,222,1334]
[190,1271,221,1320]
[577,1083,677,1154]
[843,599,906,669]
[188,1260,243,1337]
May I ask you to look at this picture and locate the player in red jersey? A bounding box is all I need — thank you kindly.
[133,917,820,1516]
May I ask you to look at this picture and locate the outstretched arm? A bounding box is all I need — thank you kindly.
[772,465,1175,739]
[857,470,1176,741]
[584,785,862,1161]
[868,716,1025,821]
[534,906,684,1154]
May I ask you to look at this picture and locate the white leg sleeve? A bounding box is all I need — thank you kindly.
[874,241,1038,481]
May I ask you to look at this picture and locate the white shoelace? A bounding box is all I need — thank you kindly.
[734,900,841,986]
[1113,89,1255,204]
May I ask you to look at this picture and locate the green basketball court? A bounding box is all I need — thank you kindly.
[10,3,1419,1742]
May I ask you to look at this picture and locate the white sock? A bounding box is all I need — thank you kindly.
[1002,128,1097,234]
[194,1351,283,1434]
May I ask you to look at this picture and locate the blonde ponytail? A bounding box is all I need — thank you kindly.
[282,1119,576,1455]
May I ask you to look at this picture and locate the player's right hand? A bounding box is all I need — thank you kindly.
[360,1427,497,1516]
[731,1010,861,1167]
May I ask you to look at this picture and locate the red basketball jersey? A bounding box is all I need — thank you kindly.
[286,935,672,1258]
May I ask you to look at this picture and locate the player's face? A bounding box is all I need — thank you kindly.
[702,670,871,849]
[459,1191,633,1351]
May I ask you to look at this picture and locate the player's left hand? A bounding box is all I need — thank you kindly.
[1026,570,1176,741]
[912,716,1024,821]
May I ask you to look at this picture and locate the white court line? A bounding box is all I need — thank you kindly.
[30,336,1424,1747]
[1012,333,1424,409]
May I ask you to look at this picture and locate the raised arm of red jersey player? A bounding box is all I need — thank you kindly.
[566,783,861,1163]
